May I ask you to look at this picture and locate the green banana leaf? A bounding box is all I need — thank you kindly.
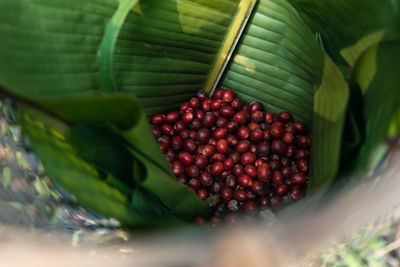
[15,95,210,226]
[220,0,349,192]
[289,0,400,66]
[287,0,400,173]
[0,0,396,226]
[348,41,400,170]
[16,104,150,227]
[0,0,251,114]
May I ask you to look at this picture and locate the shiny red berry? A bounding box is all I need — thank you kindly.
[245,165,257,178]
[275,184,289,196]
[202,112,216,127]
[283,132,294,144]
[201,100,210,112]
[172,161,184,176]
[216,139,229,153]
[193,155,208,169]
[281,167,292,178]
[171,135,182,150]
[186,165,199,178]
[213,88,224,99]
[195,110,204,120]
[189,178,200,189]
[272,170,284,185]
[196,128,210,144]
[165,111,179,124]
[224,158,235,169]
[251,111,264,123]
[290,185,304,200]
[249,129,264,143]
[257,164,271,182]
[213,128,227,140]
[249,101,262,112]
[179,151,193,165]
[151,114,165,125]
[216,117,228,128]
[255,159,265,167]
[221,187,233,200]
[174,121,186,133]
[233,164,244,176]
[241,152,256,165]
[236,140,250,153]
[182,112,194,124]
[183,139,196,153]
[293,122,306,133]
[199,172,213,186]
[233,111,249,124]
[222,89,235,102]
[220,106,234,117]
[265,112,273,123]
[189,97,200,109]
[221,170,232,179]
[251,181,266,196]
[237,126,250,139]
[231,98,243,110]
[211,100,221,110]
[197,90,208,100]
[226,135,238,147]
[197,188,208,200]
[278,111,291,122]
[296,136,311,148]
[238,174,253,187]
[291,172,307,185]
[234,190,248,201]
[296,159,308,172]
[202,144,216,157]
[226,121,238,132]
[211,161,224,176]
[270,126,284,139]
[180,102,190,113]
[161,124,174,136]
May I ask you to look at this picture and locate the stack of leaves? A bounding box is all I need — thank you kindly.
[0,0,399,227]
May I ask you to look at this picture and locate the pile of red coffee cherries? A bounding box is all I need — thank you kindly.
[150,88,311,225]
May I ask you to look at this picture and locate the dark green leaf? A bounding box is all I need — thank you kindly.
[16,104,149,226]
[221,0,325,127]
[220,0,349,193]
[0,0,253,116]
[37,94,142,131]
[67,124,135,188]
[18,95,210,221]
[98,0,140,92]
[130,148,211,219]
[289,0,400,65]
[350,41,400,169]
[308,55,349,192]
[131,186,178,222]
